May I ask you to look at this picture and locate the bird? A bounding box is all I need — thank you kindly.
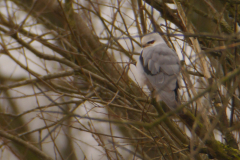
[136,32,180,110]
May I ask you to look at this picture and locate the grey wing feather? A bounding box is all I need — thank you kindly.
[141,44,180,109]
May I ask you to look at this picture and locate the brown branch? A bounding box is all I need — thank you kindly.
[0,129,53,160]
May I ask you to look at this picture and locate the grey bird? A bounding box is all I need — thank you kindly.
[136,32,180,110]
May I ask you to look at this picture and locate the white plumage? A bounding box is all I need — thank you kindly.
[136,32,180,110]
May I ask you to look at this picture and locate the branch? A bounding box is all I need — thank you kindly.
[0,130,53,160]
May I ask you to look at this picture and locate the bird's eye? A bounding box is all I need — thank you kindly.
[147,40,155,44]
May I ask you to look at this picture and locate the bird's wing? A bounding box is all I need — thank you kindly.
[140,44,180,91]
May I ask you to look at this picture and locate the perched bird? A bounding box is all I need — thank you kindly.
[136,32,180,110]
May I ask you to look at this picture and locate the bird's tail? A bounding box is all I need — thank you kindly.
[156,90,179,110]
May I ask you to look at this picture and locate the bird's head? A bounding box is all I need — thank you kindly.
[141,32,165,48]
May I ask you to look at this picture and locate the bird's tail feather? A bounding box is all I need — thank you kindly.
[156,90,179,110]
